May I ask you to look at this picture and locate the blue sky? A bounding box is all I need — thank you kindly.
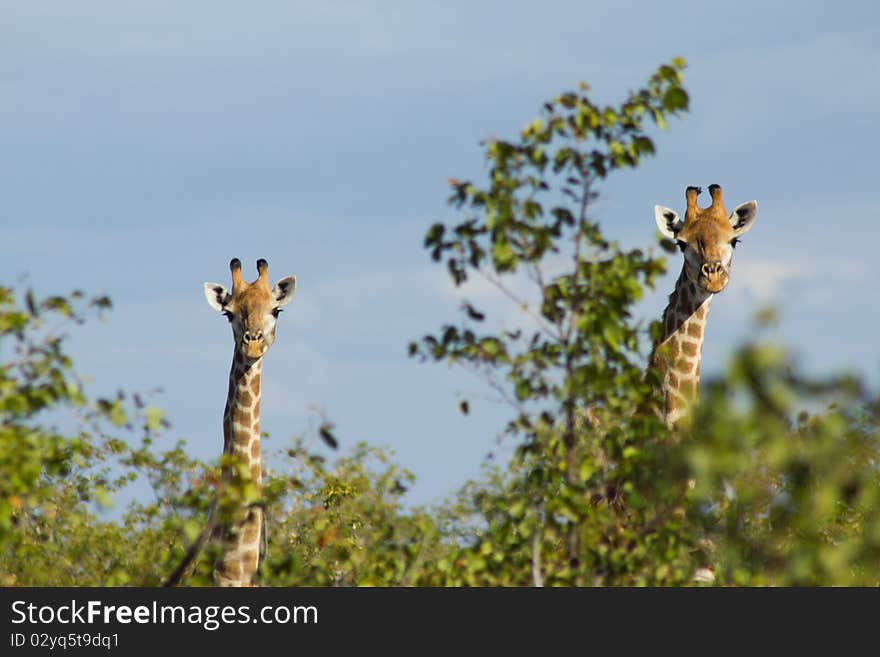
[3,1,879,505]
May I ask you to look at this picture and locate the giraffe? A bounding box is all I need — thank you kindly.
[203,257,297,586]
[649,184,758,427]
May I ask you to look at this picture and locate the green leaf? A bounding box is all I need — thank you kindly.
[662,87,689,112]
[144,407,165,432]
[491,241,517,270]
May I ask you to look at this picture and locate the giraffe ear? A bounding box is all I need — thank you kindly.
[654,205,683,240]
[204,282,232,312]
[272,276,297,308]
[729,200,758,236]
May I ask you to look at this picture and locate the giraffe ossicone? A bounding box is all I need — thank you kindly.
[203,258,297,587]
[649,184,758,428]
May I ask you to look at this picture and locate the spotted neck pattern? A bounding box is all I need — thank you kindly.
[648,264,713,428]
[213,350,263,587]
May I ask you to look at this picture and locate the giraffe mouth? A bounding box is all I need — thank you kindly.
[241,341,267,359]
[700,275,728,294]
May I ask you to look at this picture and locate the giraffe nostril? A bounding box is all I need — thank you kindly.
[701,262,723,276]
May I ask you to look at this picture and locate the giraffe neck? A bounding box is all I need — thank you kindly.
[649,265,713,427]
[214,350,263,587]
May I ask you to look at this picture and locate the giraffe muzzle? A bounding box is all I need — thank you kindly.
[699,261,728,293]
[241,331,267,358]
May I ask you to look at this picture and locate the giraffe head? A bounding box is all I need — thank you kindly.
[204,258,297,360]
[654,185,758,294]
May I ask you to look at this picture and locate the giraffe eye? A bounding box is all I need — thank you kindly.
[676,240,688,252]
[731,238,741,249]
[271,308,283,318]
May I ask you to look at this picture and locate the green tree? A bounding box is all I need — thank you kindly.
[411,58,699,584]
